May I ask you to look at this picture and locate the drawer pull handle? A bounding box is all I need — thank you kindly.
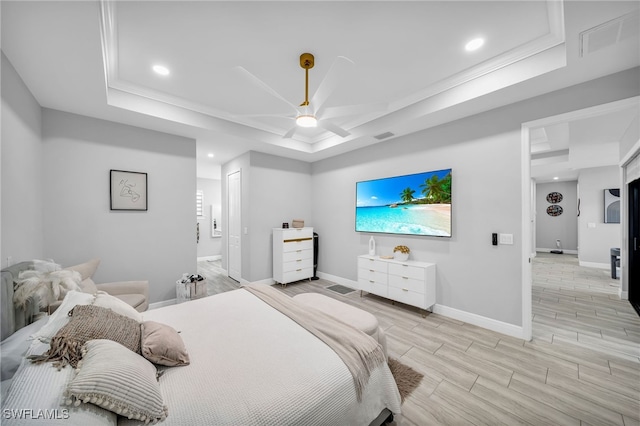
[402,276,409,279]
[369,280,374,283]
[370,269,375,272]
[402,288,409,292]
[297,259,302,262]
[297,250,302,252]
[297,269,302,272]
[402,264,409,267]
[369,259,374,262]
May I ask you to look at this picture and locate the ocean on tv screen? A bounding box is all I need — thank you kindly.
[356,203,451,236]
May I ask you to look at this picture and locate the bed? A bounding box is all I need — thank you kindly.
[1,265,402,426]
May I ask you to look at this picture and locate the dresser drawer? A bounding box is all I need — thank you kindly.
[283,248,313,263]
[282,267,313,284]
[388,274,425,294]
[358,257,388,273]
[388,286,425,309]
[283,258,313,273]
[358,278,388,298]
[388,263,426,281]
[282,238,313,253]
[281,228,313,241]
[358,268,388,285]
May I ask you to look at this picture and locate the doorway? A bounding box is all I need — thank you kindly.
[629,177,640,314]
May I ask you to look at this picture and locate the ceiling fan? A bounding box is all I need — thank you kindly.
[235,53,386,139]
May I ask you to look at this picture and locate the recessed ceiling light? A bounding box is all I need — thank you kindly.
[553,176,559,180]
[465,38,485,52]
[152,65,170,76]
[207,153,214,158]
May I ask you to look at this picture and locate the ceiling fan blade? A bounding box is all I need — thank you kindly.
[234,66,299,114]
[283,126,298,139]
[318,120,351,138]
[310,56,355,114]
[319,102,388,120]
[232,113,296,119]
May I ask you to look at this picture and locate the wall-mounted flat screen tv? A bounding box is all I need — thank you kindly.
[356,169,452,237]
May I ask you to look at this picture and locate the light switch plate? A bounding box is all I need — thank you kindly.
[499,233,514,245]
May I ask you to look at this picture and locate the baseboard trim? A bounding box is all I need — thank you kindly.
[432,304,525,340]
[148,299,176,310]
[536,248,578,255]
[317,272,359,289]
[578,261,609,269]
[619,290,629,300]
[197,255,222,261]
[250,278,275,286]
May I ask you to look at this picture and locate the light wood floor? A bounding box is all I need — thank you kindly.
[199,254,640,425]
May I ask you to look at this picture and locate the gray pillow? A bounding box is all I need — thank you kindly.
[29,304,141,369]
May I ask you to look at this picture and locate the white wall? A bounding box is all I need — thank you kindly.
[311,68,640,328]
[221,151,312,283]
[197,177,222,258]
[312,115,523,326]
[536,181,578,252]
[248,152,312,282]
[1,52,44,266]
[41,109,197,303]
[578,166,622,266]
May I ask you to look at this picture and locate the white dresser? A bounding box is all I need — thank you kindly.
[273,227,314,285]
[357,255,436,311]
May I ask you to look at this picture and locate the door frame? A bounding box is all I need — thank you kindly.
[226,169,242,282]
[621,137,640,301]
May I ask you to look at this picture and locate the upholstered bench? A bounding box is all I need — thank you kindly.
[293,293,388,357]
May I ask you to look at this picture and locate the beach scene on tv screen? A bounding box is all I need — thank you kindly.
[356,169,452,237]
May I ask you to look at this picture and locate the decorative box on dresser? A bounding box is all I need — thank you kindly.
[357,255,436,314]
[273,227,314,286]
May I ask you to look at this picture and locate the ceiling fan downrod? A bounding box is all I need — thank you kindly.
[299,53,314,107]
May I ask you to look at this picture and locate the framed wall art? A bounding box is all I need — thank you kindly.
[546,192,563,204]
[110,170,147,211]
[604,188,620,223]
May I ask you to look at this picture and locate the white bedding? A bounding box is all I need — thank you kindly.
[120,289,402,426]
[1,340,116,425]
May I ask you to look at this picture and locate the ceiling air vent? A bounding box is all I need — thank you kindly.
[580,10,639,57]
[374,131,395,140]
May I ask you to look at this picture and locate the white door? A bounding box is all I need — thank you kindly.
[227,170,241,282]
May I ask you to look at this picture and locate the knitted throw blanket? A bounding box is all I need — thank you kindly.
[244,285,385,401]
[29,304,141,369]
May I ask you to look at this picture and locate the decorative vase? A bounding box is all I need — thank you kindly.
[394,251,409,261]
[368,236,376,256]
[393,245,410,261]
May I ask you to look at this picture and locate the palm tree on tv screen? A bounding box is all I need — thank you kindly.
[420,173,451,203]
[400,187,415,204]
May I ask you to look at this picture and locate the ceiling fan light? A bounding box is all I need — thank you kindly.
[296,115,317,128]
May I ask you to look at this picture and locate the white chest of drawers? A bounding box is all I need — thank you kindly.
[273,227,314,285]
[357,255,436,311]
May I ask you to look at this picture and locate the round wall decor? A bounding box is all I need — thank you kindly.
[547,205,563,216]
[546,192,563,204]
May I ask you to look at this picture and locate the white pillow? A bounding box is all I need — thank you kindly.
[0,317,48,381]
[32,291,95,342]
[65,339,168,423]
[94,291,142,322]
